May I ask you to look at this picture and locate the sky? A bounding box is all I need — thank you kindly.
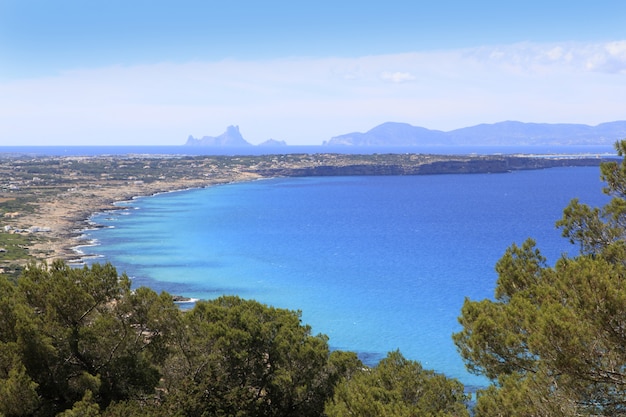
[1,0,626,146]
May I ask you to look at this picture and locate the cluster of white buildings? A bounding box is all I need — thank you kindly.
[2,224,51,234]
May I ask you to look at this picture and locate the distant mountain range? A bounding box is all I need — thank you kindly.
[185,121,626,147]
[325,121,626,146]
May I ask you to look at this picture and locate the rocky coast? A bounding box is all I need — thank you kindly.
[0,152,606,275]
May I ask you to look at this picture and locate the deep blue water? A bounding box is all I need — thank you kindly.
[81,167,610,388]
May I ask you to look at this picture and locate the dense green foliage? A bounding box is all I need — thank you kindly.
[156,296,350,417]
[0,260,469,416]
[326,350,469,417]
[454,141,626,416]
[0,261,172,416]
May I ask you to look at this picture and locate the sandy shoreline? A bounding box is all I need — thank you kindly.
[19,173,261,264]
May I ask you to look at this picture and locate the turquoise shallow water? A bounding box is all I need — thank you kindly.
[83,167,609,388]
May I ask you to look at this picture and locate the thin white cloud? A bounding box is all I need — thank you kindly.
[1,40,625,145]
[380,71,416,83]
[466,41,626,74]
[587,40,626,73]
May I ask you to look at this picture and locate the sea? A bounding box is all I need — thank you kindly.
[0,144,616,157]
[5,145,615,389]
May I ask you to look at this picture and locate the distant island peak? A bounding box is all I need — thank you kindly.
[186,125,251,147]
[185,126,288,147]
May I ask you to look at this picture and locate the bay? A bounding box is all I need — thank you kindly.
[83,167,609,388]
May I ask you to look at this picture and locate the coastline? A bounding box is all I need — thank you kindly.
[63,164,610,390]
[17,172,262,264]
[0,152,606,270]
[0,151,614,393]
